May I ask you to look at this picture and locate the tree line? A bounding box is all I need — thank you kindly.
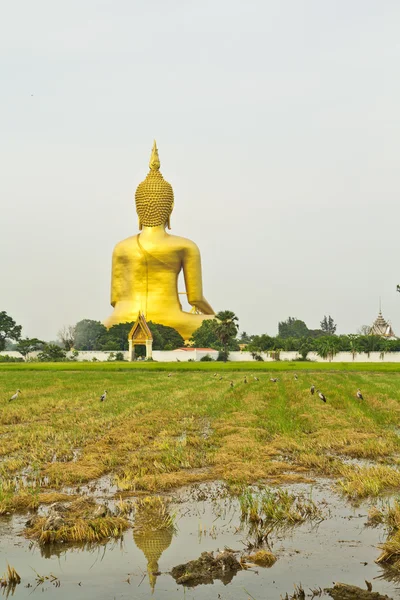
[0,310,240,362]
[1,310,399,362]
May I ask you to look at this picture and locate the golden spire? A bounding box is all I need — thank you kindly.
[149,140,160,171]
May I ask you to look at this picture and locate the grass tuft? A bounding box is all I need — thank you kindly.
[244,549,277,567]
[25,497,130,545]
[239,487,322,527]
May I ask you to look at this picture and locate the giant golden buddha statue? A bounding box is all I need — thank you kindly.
[104,142,215,339]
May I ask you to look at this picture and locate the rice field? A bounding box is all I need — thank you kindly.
[1,362,400,597]
[1,362,400,517]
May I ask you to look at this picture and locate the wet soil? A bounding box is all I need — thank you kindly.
[0,479,400,599]
[171,550,242,586]
[326,582,393,599]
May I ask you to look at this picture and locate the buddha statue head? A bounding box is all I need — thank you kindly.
[135,141,174,230]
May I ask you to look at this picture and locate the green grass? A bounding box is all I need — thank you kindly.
[0,363,400,515]
[239,487,322,526]
[1,361,400,372]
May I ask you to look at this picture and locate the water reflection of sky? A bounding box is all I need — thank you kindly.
[1,481,400,599]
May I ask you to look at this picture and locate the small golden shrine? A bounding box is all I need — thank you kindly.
[127,313,153,360]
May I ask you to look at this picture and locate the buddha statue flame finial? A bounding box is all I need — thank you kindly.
[135,141,174,230]
[149,140,160,171]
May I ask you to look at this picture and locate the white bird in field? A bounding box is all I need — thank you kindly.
[310,385,315,395]
[356,389,364,400]
[100,390,107,402]
[219,376,223,381]
[270,378,278,383]
[317,390,327,403]
[214,373,217,377]
[168,373,172,378]
[9,389,21,402]
[294,374,298,380]
[254,376,259,381]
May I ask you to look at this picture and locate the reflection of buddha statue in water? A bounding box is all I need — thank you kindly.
[104,142,215,340]
[132,497,174,594]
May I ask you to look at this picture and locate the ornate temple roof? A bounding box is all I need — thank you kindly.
[128,312,153,342]
[370,310,396,339]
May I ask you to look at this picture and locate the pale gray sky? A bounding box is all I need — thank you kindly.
[1,0,399,340]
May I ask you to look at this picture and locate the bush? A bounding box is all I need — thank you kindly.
[0,354,24,362]
[200,354,214,362]
[115,352,125,361]
[37,345,67,362]
[217,350,229,362]
[69,350,79,361]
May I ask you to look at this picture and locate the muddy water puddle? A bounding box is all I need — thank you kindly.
[0,480,399,599]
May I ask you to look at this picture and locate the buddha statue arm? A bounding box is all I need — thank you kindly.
[182,243,214,315]
[110,244,129,307]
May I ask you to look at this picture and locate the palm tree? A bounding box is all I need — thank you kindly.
[379,338,391,360]
[315,336,341,362]
[348,334,362,361]
[214,311,239,362]
[359,335,382,358]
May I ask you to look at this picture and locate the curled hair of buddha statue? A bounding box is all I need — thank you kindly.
[135,141,174,230]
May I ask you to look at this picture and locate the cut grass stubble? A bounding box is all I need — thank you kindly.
[0,365,399,521]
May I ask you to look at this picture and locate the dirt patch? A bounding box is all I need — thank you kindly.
[171,550,242,586]
[325,582,393,600]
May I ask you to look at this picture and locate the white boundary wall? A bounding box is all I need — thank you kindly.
[2,350,400,363]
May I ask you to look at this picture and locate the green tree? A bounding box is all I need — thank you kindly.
[239,331,252,344]
[148,322,184,350]
[379,338,391,360]
[16,338,45,359]
[247,334,275,353]
[0,311,22,351]
[102,322,135,350]
[347,334,362,361]
[298,337,314,360]
[315,336,341,362]
[358,335,383,357]
[190,319,220,349]
[214,311,239,362]
[320,315,337,335]
[281,337,301,351]
[308,329,325,339]
[37,344,67,362]
[278,317,309,339]
[74,320,108,350]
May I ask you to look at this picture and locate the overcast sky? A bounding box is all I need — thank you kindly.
[1,0,399,341]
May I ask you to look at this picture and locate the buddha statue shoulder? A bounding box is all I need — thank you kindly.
[104,142,215,340]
